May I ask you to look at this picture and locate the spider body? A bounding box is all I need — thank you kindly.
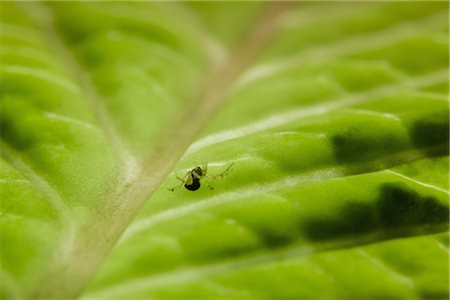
[184,167,203,191]
[168,163,234,192]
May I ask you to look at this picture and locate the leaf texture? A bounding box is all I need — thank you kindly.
[0,1,448,299]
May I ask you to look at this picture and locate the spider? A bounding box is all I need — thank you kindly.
[168,163,234,191]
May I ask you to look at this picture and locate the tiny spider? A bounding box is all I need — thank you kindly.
[168,163,234,192]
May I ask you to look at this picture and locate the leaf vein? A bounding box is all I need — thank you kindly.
[186,69,448,155]
[122,150,447,242]
[237,11,448,87]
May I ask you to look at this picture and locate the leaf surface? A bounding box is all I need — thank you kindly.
[0,1,448,299]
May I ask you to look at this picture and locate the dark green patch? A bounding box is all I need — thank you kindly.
[79,48,105,68]
[304,183,448,241]
[260,230,295,248]
[202,245,255,261]
[0,98,67,151]
[304,202,377,241]
[378,183,449,229]
[419,291,450,300]
[0,117,33,150]
[331,123,404,163]
[244,223,297,248]
[0,100,39,150]
[409,112,449,151]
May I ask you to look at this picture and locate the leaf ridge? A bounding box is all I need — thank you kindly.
[383,170,449,195]
[356,249,416,290]
[186,69,448,155]
[428,237,449,253]
[0,143,78,294]
[0,142,74,227]
[238,11,448,86]
[43,112,101,133]
[86,230,446,299]
[122,151,447,242]
[18,2,139,176]
[0,65,80,94]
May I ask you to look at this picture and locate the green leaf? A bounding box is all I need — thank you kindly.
[0,1,448,299]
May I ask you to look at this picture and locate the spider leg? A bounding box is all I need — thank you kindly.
[212,162,235,180]
[204,181,214,191]
[168,183,183,192]
[168,173,189,191]
[192,170,202,180]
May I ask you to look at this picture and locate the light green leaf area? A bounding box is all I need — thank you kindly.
[0,1,448,300]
